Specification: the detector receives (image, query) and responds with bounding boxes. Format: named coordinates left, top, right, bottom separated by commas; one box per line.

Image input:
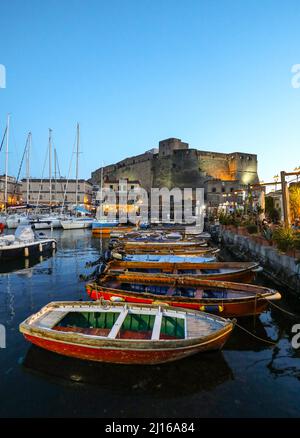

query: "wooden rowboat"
left=116, top=240, right=208, bottom=251
left=102, top=260, right=261, bottom=283
left=86, top=277, right=281, bottom=318
left=92, top=226, right=134, bottom=236
left=113, top=253, right=218, bottom=263
left=111, top=246, right=219, bottom=256
left=19, top=301, right=234, bottom=365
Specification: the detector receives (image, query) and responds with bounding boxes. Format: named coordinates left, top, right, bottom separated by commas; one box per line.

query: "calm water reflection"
left=0, top=230, right=300, bottom=417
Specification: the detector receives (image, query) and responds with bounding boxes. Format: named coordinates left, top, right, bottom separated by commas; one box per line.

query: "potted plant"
left=272, top=226, right=296, bottom=254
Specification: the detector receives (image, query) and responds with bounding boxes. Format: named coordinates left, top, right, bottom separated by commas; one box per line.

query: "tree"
left=289, top=184, right=300, bottom=222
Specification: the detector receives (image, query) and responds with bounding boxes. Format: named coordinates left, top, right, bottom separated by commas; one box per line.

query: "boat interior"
left=53, top=311, right=186, bottom=340
left=101, top=279, right=256, bottom=299
left=27, top=303, right=225, bottom=341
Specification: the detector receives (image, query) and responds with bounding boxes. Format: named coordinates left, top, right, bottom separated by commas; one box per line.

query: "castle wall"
left=90, top=138, right=259, bottom=194
left=91, top=152, right=154, bottom=192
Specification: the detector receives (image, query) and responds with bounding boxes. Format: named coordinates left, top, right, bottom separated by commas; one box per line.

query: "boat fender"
left=112, top=252, right=123, bottom=260
left=104, top=250, right=111, bottom=261
left=152, top=301, right=169, bottom=306
left=200, top=305, right=224, bottom=313
left=52, top=241, right=56, bottom=249
left=97, top=263, right=106, bottom=276
left=39, top=243, right=43, bottom=253
left=24, top=247, right=29, bottom=257
left=110, top=296, right=125, bottom=302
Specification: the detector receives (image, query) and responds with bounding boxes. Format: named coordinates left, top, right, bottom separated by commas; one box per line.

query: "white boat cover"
left=14, top=225, right=35, bottom=243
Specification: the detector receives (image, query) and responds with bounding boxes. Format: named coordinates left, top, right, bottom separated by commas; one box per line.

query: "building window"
left=230, top=188, right=234, bottom=193
left=221, top=187, right=225, bottom=193
left=131, top=185, right=135, bottom=190
left=212, top=187, right=216, bottom=193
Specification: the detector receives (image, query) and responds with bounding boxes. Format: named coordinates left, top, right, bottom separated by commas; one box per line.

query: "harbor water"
left=0, top=230, right=300, bottom=417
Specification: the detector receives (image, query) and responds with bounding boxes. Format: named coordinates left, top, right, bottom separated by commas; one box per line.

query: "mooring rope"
left=265, top=298, right=298, bottom=317
left=234, top=322, right=277, bottom=345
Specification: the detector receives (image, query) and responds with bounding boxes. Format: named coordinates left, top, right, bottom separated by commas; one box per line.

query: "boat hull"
left=0, top=239, right=56, bottom=261
left=61, top=221, right=92, bottom=230
left=92, top=226, right=134, bottom=236
left=33, top=219, right=62, bottom=230
left=86, top=285, right=269, bottom=318
left=104, top=261, right=258, bottom=283
left=23, top=327, right=232, bottom=364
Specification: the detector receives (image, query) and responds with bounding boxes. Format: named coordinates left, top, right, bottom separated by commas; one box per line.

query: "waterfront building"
left=21, top=178, right=92, bottom=208
left=0, top=175, right=22, bottom=209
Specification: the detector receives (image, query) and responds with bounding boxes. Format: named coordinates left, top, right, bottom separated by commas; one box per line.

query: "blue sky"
left=0, top=0, right=300, bottom=182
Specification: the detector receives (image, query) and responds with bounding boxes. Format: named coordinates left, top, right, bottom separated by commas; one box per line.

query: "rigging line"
left=12, top=135, right=29, bottom=195
left=0, top=126, right=7, bottom=153
left=235, top=322, right=277, bottom=346
left=60, top=132, right=77, bottom=213
left=36, top=143, right=49, bottom=208
left=9, top=127, right=20, bottom=177
left=55, top=152, right=66, bottom=200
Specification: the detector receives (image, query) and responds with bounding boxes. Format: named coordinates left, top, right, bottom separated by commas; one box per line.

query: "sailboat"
left=61, top=124, right=93, bottom=230
left=1, top=115, right=30, bottom=228
left=29, top=129, right=67, bottom=230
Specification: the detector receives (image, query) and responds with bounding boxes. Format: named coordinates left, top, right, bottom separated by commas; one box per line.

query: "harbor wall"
left=219, top=227, right=300, bottom=295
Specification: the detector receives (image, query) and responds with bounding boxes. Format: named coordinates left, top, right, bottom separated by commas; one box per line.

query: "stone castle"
left=90, top=138, right=259, bottom=206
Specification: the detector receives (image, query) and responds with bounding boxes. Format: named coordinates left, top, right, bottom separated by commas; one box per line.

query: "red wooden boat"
left=19, top=301, right=234, bottom=365
left=103, top=260, right=261, bottom=283
left=86, top=276, right=281, bottom=318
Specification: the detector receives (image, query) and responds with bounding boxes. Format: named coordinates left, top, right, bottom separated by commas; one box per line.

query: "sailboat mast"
left=4, top=114, right=10, bottom=213
left=75, top=123, right=80, bottom=208
left=54, top=148, right=57, bottom=205
left=49, top=129, right=52, bottom=208
left=26, top=132, right=31, bottom=205
left=101, top=165, right=104, bottom=217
